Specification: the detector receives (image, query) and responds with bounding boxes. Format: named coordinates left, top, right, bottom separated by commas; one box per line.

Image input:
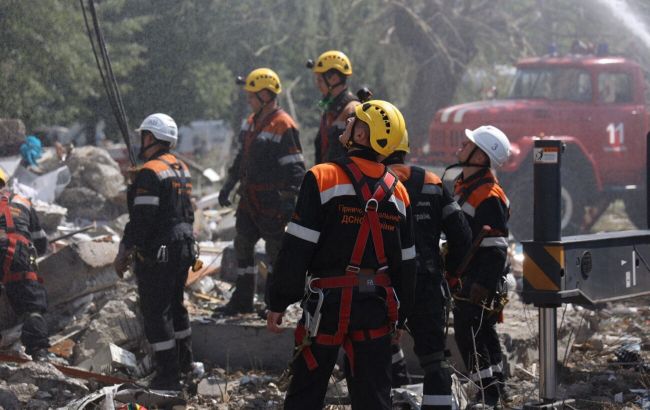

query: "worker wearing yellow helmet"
left=307, top=50, right=361, bottom=164
left=383, top=115, right=473, bottom=407
left=267, top=100, right=416, bottom=409
left=214, top=68, right=306, bottom=317
left=0, top=166, right=51, bottom=362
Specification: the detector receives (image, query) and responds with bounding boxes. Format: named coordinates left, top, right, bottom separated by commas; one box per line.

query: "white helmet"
left=137, top=113, right=178, bottom=148
left=465, top=125, right=510, bottom=167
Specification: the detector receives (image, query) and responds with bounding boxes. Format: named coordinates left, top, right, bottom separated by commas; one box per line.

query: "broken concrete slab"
left=77, top=343, right=137, bottom=375
left=38, top=240, right=119, bottom=305
left=7, top=361, right=88, bottom=396
left=191, top=319, right=293, bottom=371
left=73, top=300, right=143, bottom=366
left=32, top=200, right=68, bottom=233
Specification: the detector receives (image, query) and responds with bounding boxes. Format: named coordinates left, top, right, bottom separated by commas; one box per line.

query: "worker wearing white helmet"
left=114, top=113, right=198, bottom=391
left=452, top=125, right=511, bottom=407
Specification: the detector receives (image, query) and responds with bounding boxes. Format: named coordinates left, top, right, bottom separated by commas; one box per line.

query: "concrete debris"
left=4, top=361, right=88, bottom=396
left=32, top=199, right=68, bottom=233
left=57, top=146, right=127, bottom=221
left=77, top=343, right=137, bottom=375
left=73, top=300, right=143, bottom=367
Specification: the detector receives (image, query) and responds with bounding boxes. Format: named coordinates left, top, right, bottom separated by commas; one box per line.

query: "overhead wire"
left=80, top=0, right=136, bottom=166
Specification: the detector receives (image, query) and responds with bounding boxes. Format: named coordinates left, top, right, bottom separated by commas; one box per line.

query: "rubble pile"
left=57, top=146, right=127, bottom=221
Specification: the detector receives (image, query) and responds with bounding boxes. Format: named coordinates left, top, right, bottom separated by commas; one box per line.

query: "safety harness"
left=0, top=193, right=40, bottom=284
left=293, top=158, right=400, bottom=375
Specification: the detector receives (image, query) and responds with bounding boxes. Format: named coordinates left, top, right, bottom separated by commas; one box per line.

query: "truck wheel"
left=504, top=151, right=595, bottom=241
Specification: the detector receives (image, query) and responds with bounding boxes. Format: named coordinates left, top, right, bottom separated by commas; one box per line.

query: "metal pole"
left=539, top=308, right=558, bottom=401
left=533, top=139, right=563, bottom=403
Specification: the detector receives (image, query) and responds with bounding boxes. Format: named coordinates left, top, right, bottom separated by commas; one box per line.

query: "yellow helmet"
left=354, top=100, right=406, bottom=157
left=394, top=109, right=410, bottom=153
left=0, top=167, right=7, bottom=187
left=243, top=68, right=282, bottom=94
left=312, top=50, right=352, bottom=76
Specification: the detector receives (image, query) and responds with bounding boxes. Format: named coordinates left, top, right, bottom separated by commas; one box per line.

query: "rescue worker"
left=267, top=100, right=417, bottom=409
left=0, top=168, right=50, bottom=360
left=308, top=50, right=360, bottom=164
left=113, top=113, right=196, bottom=391
left=451, top=125, right=511, bottom=408
left=215, top=68, right=305, bottom=316
left=383, top=129, right=472, bottom=408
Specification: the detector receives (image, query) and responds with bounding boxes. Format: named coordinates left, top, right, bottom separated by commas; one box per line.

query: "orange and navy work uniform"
left=122, top=150, right=195, bottom=365
left=452, top=167, right=509, bottom=393
left=0, top=188, right=49, bottom=355
left=0, top=190, right=48, bottom=283
left=123, top=151, right=194, bottom=251
left=387, top=162, right=471, bottom=409
left=223, top=108, right=305, bottom=217
left=270, top=150, right=416, bottom=410
left=314, top=90, right=358, bottom=164
left=453, top=168, right=509, bottom=291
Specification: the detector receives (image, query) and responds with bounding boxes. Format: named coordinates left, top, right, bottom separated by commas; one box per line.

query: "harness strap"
left=0, top=195, right=39, bottom=284
left=295, top=158, right=399, bottom=375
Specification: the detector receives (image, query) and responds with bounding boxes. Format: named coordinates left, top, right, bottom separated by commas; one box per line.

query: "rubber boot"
left=391, top=344, right=412, bottom=387
left=493, top=371, right=509, bottom=402
left=177, top=336, right=194, bottom=375
left=473, top=377, right=501, bottom=409
left=212, top=273, right=256, bottom=316
left=149, top=348, right=182, bottom=391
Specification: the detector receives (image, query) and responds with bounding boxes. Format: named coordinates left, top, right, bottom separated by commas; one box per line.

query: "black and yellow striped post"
left=523, top=139, right=563, bottom=406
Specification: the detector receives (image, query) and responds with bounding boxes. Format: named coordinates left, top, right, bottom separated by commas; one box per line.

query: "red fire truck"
left=427, top=53, right=649, bottom=240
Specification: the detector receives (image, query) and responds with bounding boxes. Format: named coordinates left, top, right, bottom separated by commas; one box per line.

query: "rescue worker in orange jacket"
left=383, top=129, right=472, bottom=408
left=215, top=68, right=306, bottom=316
left=452, top=125, right=511, bottom=408
left=0, top=168, right=50, bottom=361
left=114, top=113, right=196, bottom=391
left=267, top=100, right=416, bottom=409
left=308, top=50, right=360, bottom=164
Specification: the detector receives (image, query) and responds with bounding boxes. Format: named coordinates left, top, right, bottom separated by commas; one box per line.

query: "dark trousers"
left=453, top=300, right=502, bottom=389
left=234, top=204, right=286, bottom=268
left=408, top=272, right=453, bottom=409
left=5, top=279, right=49, bottom=355
left=135, top=240, right=193, bottom=373
left=285, top=334, right=392, bottom=409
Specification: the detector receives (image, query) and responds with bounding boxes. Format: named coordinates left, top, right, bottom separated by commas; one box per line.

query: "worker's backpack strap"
left=292, top=157, right=399, bottom=375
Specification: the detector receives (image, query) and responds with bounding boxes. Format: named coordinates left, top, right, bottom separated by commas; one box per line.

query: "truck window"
left=508, top=68, right=592, bottom=102
left=597, top=72, right=632, bottom=103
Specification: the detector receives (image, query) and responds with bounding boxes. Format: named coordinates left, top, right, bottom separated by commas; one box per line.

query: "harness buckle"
left=364, top=198, right=378, bottom=212
left=345, top=265, right=360, bottom=274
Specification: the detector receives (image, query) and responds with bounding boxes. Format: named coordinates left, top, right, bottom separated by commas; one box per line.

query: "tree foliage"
left=1, top=0, right=649, bottom=150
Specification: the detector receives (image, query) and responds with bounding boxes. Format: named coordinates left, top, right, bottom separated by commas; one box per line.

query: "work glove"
left=469, top=282, right=490, bottom=305
left=218, top=188, right=232, bottom=207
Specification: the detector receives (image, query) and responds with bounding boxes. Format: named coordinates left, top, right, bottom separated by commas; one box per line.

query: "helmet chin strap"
left=254, top=91, right=275, bottom=118
left=441, top=146, right=489, bottom=181
left=318, top=73, right=345, bottom=110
